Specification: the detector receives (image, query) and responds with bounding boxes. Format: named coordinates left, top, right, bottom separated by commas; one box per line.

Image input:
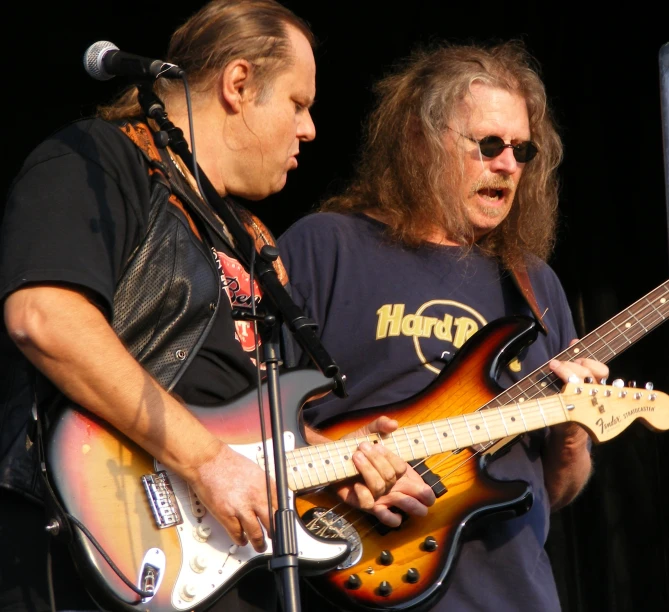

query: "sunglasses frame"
left=448, top=127, right=539, bottom=163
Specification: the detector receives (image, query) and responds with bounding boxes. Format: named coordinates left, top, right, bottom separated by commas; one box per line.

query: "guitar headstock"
left=561, top=382, right=669, bottom=442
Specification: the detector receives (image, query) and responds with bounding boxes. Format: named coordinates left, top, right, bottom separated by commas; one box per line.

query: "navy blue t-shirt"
left=278, top=212, right=578, bottom=612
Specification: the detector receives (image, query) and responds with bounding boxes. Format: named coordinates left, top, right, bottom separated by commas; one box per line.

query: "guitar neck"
left=484, top=280, right=669, bottom=409
left=283, top=280, right=669, bottom=492
left=285, top=393, right=577, bottom=490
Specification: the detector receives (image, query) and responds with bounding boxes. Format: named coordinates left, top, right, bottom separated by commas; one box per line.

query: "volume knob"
left=378, top=550, right=394, bottom=565
left=405, top=568, right=420, bottom=583
left=377, top=581, right=393, bottom=597
left=346, top=574, right=362, bottom=590
left=422, top=536, right=438, bottom=552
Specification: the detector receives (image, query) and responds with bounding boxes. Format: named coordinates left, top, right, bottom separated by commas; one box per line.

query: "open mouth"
left=477, top=187, right=506, bottom=202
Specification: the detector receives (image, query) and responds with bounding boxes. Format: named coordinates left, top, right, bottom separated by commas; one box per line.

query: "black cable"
left=65, top=513, right=151, bottom=601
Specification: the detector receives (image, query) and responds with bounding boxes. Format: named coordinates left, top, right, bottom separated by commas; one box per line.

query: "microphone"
left=83, top=41, right=184, bottom=81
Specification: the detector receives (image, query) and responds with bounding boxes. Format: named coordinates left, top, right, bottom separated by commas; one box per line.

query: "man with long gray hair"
left=279, top=40, right=608, bottom=611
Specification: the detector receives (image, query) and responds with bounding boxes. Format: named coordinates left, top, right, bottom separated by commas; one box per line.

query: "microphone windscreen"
left=83, top=41, right=118, bottom=81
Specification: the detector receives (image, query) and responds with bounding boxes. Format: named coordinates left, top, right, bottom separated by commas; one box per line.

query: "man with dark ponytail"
left=0, top=2, right=408, bottom=610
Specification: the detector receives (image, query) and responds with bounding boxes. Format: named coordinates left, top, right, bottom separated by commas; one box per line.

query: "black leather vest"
left=0, top=150, right=220, bottom=502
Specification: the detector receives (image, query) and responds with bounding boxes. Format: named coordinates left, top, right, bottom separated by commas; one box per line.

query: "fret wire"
left=313, top=443, right=332, bottom=481
left=447, top=419, right=459, bottom=449
left=627, top=308, right=649, bottom=332
left=536, top=397, right=548, bottom=426
left=417, top=424, right=429, bottom=455
left=431, top=421, right=445, bottom=452
left=497, top=406, right=509, bottom=435
left=479, top=410, right=492, bottom=440
left=462, top=415, right=476, bottom=445
left=402, top=427, right=416, bottom=460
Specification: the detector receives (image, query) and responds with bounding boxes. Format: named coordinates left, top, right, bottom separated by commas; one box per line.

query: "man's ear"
left=221, top=59, right=253, bottom=113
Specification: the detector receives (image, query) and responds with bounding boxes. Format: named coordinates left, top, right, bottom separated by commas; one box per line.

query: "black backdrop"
left=4, top=3, right=669, bottom=611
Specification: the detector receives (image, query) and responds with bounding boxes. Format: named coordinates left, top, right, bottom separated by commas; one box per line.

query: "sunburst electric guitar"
left=47, top=281, right=668, bottom=612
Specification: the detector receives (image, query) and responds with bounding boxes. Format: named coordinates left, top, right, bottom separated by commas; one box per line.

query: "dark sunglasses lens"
left=478, top=136, right=506, bottom=158
left=514, top=141, right=538, bottom=162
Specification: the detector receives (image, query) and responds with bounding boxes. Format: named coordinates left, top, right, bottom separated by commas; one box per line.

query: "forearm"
left=542, top=422, right=592, bottom=511
left=4, top=286, right=221, bottom=483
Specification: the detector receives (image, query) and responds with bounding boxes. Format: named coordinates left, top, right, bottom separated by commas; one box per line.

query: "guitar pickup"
left=410, top=460, right=447, bottom=498
left=142, top=471, right=183, bottom=529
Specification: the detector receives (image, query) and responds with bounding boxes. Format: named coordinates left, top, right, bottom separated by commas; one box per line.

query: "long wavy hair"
left=321, top=40, right=563, bottom=269
left=97, top=0, right=315, bottom=120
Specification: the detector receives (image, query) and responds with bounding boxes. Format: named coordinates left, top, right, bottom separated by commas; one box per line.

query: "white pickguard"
left=153, top=433, right=348, bottom=610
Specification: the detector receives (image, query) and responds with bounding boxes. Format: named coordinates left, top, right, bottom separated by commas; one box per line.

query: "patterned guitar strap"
left=118, top=120, right=289, bottom=286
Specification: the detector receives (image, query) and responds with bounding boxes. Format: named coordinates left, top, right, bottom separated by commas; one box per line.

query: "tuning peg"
left=628, top=380, right=637, bottom=388
left=612, top=379, right=625, bottom=388
left=645, top=382, right=654, bottom=390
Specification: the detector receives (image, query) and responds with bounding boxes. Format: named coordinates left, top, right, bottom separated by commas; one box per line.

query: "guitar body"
left=298, top=316, right=541, bottom=612
left=47, top=368, right=349, bottom=612
left=46, top=284, right=669, bottom=612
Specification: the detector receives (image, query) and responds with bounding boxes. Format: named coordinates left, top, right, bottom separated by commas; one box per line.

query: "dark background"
left=4, top=2, right=669, bottom=610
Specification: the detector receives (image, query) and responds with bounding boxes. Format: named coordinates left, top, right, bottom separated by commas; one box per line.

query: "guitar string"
left=145, top=288, right=668, bottom=552
left=306, top=291, right=668, bottom=543
left=314, top=293, right=667, bottom=538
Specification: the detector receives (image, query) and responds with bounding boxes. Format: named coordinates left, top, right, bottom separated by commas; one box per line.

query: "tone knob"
left=422, top=536, right=438, bottom=552
left=405, top=568, right=420, bottom=583
left=378, top=550, right=394, bottom=565
left=190, top=555, right=208, bottom=573
left=346, top=574, right=362, bottom=590
left=180, top=583, right=197, bottom=601
left=195, top=524, right=212, bottom=542
left=377, top=581, right=393, bottom=597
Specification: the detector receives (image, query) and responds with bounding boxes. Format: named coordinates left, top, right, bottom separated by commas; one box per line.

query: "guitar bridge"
left=142, top=471, right=183, bottom=528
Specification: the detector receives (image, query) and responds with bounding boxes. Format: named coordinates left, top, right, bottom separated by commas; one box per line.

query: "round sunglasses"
left=448, top=127, right=539, bottom=163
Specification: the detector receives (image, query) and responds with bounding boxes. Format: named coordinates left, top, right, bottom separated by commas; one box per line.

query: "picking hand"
left=371, top=464, right=436, bottom=527
left=190, top=440, right=277, bottom=553
left=333, top=416, right=408, bottom=512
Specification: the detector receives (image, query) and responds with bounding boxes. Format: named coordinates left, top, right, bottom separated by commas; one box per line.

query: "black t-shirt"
left=0, top=117, right=260, bottom=404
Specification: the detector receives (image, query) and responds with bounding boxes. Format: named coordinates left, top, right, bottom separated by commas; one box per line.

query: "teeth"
left=479, top=188, right=501, bottom=200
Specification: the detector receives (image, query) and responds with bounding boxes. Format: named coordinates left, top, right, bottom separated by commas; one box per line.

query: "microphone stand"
left=137, top=84, right=346, bottom=612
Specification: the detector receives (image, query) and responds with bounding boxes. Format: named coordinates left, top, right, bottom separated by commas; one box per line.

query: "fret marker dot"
left=442, top=432, right=448, bottom=437
left=293, top=466, right=297, bottom=471
left=541, top=382, right=547, bottom=388
left=325, top=459, right=330, bottom=464
left=308, top=463, right=313, bottom=468
left=511, top=417, right=516, bottom=422
left=660, top=298, right=666, bottom=304
left=625, top=322, right=632, bottom=328
left=344, top=455, right=349, bottom=460
left=519, top=398, right=525, bottom=403
left=475, top=425, right=480, bottom=430
left=414, top=439, right=419, bottom=444
left=573, top=348, right=580, bottom=354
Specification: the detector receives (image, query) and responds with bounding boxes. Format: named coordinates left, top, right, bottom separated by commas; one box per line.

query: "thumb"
left=360, top=415, right=399, bottom=435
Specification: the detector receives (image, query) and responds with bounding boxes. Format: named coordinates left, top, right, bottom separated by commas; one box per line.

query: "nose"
left=488, top=146, right=519, bottom=175
left=298, top=109, right=316, bottom=142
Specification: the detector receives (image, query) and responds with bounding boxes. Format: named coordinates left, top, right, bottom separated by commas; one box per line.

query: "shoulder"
left=523, top=254, right=576, bottom=341
left=32, top=118, right=135, bottom=157
left=524, top=255, right=567, bottom=297
left=11, top=118, right=151, bottom=199
left=279, top=212, right=379, bottom=249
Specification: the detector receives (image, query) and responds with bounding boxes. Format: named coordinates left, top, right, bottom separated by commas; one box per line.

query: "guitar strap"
left=508, top=261, right=549, bottom=335
left=118, top=120, right=289, bottom=286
